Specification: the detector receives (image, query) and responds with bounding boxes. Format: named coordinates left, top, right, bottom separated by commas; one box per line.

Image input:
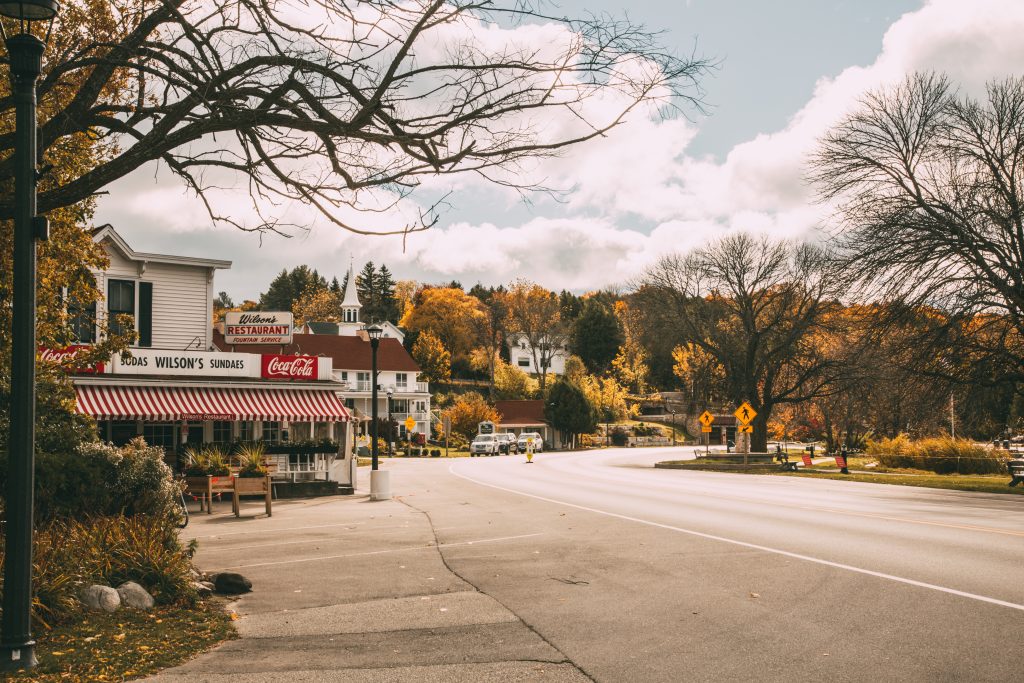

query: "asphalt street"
left=153, top=448, right=1023, bottom=682
left=404, top=448, right=1023, bottom=682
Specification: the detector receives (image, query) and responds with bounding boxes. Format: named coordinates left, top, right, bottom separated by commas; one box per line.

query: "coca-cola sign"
left=261, top=354, right=322, bottom=380
left=38, top=345, right=105, bottom=373
left=224, top=311, right=293, bottom=344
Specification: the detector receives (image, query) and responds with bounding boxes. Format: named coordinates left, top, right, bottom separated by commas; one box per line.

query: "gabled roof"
left=213, top=330, right=420, bottom=372
left=305, top=322, right=340, bottom=335
left=494, top=400, right=547, bottom=427
left=93, top=224, right=231, bottom=270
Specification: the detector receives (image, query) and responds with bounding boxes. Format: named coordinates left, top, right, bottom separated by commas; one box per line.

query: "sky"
left=92, top=0, right=1024, bottom=302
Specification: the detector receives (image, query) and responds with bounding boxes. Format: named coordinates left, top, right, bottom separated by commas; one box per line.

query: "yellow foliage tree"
left=292, top=285, right=342, bottom=326
left=443, top=393, right=500, bottom=440
left=400, top=287, right=486, bottom=361
left=412, top=331, right=451, bottom=384
left=493, top=358, right=538, bottom=400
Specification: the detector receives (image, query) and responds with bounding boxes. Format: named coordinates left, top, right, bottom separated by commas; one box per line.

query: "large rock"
left=192, top=581, right=213, bottom=598
left=80, top=585, right=121, bottom=612
left=116, top=581, right=155, bottom=610
left=213, top=572, right=252, bottom=594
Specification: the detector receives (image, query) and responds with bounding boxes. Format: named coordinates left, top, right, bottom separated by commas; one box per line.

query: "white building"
left=506, top=333, right=569, bottom=377
left=58, top=227, right=355, bottom=485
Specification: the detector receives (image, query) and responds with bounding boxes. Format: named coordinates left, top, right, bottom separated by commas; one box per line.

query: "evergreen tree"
left=559, top=290, right=583, bottom=321
left=357, top=261, right=378, bottom=319
left=571, top=300, right=624, bottom=374
left=545, top=380, right=596, bottom=447
left=260, top=269, right=296, bottom=311
left=374, top=264, right=400, bottom=323
left=330, top=277, right=342, bottom=295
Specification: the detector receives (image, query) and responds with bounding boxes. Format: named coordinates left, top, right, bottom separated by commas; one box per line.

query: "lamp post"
left=1, top=0, right=59, bottom=672
left=364, top=323, right=390, bottom=500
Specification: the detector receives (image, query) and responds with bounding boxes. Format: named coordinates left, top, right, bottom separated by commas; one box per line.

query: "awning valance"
left=75, top=384, right=350, bottom=422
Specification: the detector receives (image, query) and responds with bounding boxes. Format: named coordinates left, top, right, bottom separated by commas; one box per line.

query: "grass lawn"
left=6, top=600, right=236, bottom=682
left=778, top=469, right=1022, bottom=495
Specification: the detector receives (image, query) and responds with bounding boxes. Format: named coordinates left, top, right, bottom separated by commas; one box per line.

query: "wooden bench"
left=184, top=473, right=273, bottom=517
left=1009, top=460, right=1024, bottom=487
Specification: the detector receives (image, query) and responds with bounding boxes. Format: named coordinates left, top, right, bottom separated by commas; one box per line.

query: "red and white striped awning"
left=74, top=384, right=350, bottom=422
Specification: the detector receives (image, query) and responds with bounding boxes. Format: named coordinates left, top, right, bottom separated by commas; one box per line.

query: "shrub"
left=610, top=428, right=629, bottom=447
left=1, top=515, right=197, bottom=630
left=867, top=434, right=1005, bottom=474
left=1, top=437, right=181, bottom=522
left=235, top=442, right=268, bottom=477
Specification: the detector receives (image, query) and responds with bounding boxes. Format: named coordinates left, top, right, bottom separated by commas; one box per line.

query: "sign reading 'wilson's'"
left=224, top=311, right=293, bottom=344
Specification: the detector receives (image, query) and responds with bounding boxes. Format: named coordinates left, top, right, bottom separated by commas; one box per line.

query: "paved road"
left=394, top=448, right=1023, bottom=681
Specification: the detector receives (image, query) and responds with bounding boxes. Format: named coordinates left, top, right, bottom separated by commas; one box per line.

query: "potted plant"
left=232, top=443, right=272, bottom=510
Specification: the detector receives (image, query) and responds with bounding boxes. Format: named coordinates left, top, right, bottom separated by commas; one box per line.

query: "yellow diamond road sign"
left=734, top=402, right=757, bottom=425
left=698, top=411, right=715, bottom=427
left=404, top=416, right=416, bottom=431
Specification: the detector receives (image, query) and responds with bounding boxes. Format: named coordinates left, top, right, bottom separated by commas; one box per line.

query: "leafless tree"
left=637, top=233, right=848, bottom=452
left=0, top=0, right=710, bottom=235
left=812, top=72, right=1024, bottom=382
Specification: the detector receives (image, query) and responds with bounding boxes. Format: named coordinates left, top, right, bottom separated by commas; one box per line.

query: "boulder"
left=192, top=581, right=213, bottom=598
left=80, top=585, right=121, bottom=612
left=116, top=581, right=155, bottom=610
left=213, top=572, right=252, bottom=594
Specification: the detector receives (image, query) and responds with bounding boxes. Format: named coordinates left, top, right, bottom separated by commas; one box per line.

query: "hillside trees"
left=260, top=266, right=327, bottom=312
left=8, top=0, right=710, bottom=236
left=411, top=331, right=451, bottom=384
left=638, top=234, right=848, bottom=451
left=545, top=380, right=596, bottom=447
left=504, top=280, right=570, bottom=393
left=570, top=300, right=623, bottom=374
left=400, top=287, right=486, bottom=365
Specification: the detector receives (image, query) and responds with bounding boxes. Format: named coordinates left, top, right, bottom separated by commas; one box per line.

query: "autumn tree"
left=292, top=284, right=343, bottom=326
left=493, top=359, right=538, bottom=401
left=5, top=1, right=709, bottom=236
left=443, top=393, right=500, bottom=441
left=571, top=299, right=623, bottom=374
left=611, top=301, right=650, bottom=395
left=638, top=234, right=848, bottom=452
left=400, top=287, right=486, bottom=364
left=504, top=280, right=569, bottom=393
left=411, top=331, right=451, bottom=385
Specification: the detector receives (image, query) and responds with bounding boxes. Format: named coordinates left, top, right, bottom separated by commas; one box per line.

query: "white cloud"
left=95, top=0, right=1024, bottom=298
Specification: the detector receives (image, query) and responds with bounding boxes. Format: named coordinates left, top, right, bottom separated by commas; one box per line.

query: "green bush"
left=1, top=437, right=181, bottom=522
left=610, top=428, right=629, bottom=446
left=1, top=515, right=197, bottom=630
left=867, top=434, right=1006, bottom=474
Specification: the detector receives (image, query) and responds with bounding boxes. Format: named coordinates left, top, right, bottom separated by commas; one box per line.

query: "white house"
left=506, top=333, right=569, bottom=377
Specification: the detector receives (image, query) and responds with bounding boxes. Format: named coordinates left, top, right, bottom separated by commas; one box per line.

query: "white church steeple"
left=341, top=257, right=361, bottom=324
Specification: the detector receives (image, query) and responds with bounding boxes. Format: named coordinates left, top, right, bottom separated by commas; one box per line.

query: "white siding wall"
left=95, top=239, right=213, bottom=350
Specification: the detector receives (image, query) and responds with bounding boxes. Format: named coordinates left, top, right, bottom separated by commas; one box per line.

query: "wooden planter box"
left=232, top=474, right=272, bottom=518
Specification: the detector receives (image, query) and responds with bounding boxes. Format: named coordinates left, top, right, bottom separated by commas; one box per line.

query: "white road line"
left=208, top=533, right=544, bottom=571
left=450, top=464, right=1024, bottom=613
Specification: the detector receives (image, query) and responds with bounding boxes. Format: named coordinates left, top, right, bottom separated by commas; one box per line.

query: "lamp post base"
left=369, top=470, right=391, bottom=501
left=0, top=642, right=37, bottom=672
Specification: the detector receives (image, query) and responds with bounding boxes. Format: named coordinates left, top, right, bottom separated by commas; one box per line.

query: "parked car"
left=517, top=432, right=544, bottom=452
left=494, top=433, right=518, bottom=454
left=470, top=434, right=500, bottom=456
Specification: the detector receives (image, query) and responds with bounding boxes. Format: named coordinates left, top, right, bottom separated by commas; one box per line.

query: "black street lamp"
left=364, top=323, right=390, bottom=500
left=1, top=0, right=59, bottom=672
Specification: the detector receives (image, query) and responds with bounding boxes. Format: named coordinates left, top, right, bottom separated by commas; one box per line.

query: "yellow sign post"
left=404, top=415, right=416, bottom=431
left=698, top=411, right=715, bottom=454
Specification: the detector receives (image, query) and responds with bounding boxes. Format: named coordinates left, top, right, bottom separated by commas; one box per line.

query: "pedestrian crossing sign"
left=698, top=411, right=715, bottom=427
left=734, top=401, right=757, bottom=425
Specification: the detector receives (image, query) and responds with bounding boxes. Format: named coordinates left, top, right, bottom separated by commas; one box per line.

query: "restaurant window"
left=239, top=421, right=255, bottom=442
left=212, top=421, right=232, bottom=443
left=262, top=421, right=280, bottom=443
left=69, top=300, right=97, bottom=343
left=110, top=420, right=139, bottom=446
left=107, top=279, right=135, bottom=338
left=143, top=423, right=174, bottom=451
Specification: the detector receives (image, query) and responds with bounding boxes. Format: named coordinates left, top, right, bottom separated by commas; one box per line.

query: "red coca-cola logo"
left=261, top=354, right=318, bottom=379
left=38, top=345, right=105, bottom=373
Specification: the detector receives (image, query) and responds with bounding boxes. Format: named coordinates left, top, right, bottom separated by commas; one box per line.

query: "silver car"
left=495, top=433, right=518, bottom=454
left=470, top=434, right=499, bottom=456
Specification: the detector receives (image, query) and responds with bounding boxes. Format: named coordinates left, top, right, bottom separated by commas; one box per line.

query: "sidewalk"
left=146, top=488, right=587, bottom=682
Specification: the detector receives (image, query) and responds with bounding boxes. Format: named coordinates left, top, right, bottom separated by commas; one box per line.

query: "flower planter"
left=231, top=474, right=272, bottom=518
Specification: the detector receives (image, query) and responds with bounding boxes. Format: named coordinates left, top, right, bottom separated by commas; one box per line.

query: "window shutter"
left=138, top=282, right=153, bottom=347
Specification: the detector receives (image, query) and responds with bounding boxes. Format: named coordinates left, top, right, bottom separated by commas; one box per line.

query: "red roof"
left=494, top=400, right=547, bottom=427
left=213, top=330, right=420, bottom=373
